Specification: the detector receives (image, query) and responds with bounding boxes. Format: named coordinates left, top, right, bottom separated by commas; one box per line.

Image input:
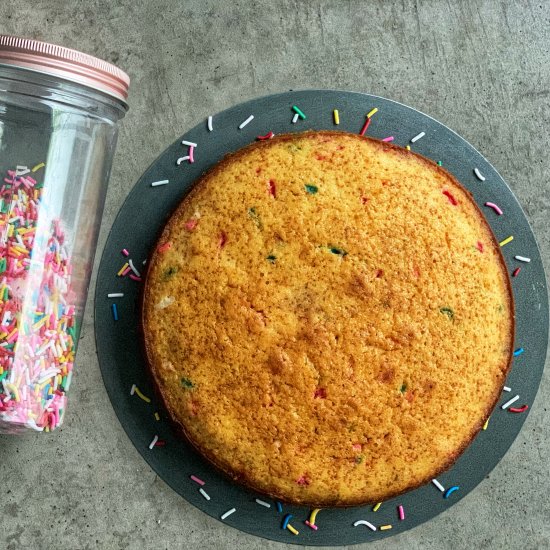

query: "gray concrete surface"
left=1, top=1, right=549, bottom=549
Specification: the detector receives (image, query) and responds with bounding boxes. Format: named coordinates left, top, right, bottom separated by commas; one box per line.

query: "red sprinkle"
left=184, top=218, right=198, bottom=231
left=257, top=131, right=274, bottom=140
left=218, top=231, right=227, bottom=248
left=442, top=190, right=458, bottom=205
left=376, top=269, right=384, bottom=278
left=158, top=242, right=172, bottom=253
left=509, top=405, right=529, bottom=413
left=314, top=387, right=327, bottom=399
left=359, top=117, right=371, bottom=136
left=476, top=241, right=484, bottom=253
left=512, top=267, right=521, bottom=277
left=361, top=196, right=369, bottom=204
left=268, top=179, right=276, bottom=198
left=154, top=439, right=167, bottom=446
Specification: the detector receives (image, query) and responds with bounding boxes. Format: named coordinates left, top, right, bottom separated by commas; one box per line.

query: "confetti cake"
left=142, top=131, right=514, bottom=507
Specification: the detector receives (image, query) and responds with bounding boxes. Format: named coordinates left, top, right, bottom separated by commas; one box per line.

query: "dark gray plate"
left=94, top=90, right=548, bottom=545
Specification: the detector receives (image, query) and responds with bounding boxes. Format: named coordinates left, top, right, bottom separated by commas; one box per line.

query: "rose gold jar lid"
left=0, top=35, right=130, bottom=103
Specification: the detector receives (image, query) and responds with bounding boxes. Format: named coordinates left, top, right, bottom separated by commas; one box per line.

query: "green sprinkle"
left=439, top=307, right=454, bottom=320
left=0, top=371, right=8, bottom=382
left=163, top=266, right=178, bottom=280
left=400, top=383, right=407, bottom=393
left=355, top=454, right=364, bottom=465
left=180, top=377, right=195, bottom=389
left=292, top=105, right=306, bottom=119
left=330, top=247, right=348, bottom=256
left=3, top=287, right=9, bottom=301
left=267, top=255, right=277, bottom=263
left=248, top=207, right=262, bottom=229
left=305, top=184, right=318, bottom=194
left=347, top=423, right=357, bottom=432
left=437, top=161, right=442, bottom=166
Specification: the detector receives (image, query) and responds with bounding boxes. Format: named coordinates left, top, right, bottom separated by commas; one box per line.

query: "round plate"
left=94, top=90, right=548, bottom=545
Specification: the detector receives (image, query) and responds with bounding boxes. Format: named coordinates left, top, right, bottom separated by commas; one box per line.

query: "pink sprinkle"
left=184, top=218, right=198, bottom=231
left=398, top=505, right=405, bottom=520
left=122, top=248, right=129, bottom=256
left=190, top=475, right=205, bottom=486
left=296, top=475, right=310, bottom=486
left=305, top=520, right=318, bottom=531
left=352, top=443, right=362, bottom=452
left=382, top=136, right=394, bottom=142
left=189, top=146, right=195, bottom=164
left=158, top=242, right=172, bottom=253
left=476, top=241, right=484, bottom=253
left=129, top=274, right=142, bottom=281
left=122, top=266, right=131, bottom=276
left=484, top=202, right=503, bottom=216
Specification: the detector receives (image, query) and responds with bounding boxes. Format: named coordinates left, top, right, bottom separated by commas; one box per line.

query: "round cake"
left=142, top=131, right=514, bottom=507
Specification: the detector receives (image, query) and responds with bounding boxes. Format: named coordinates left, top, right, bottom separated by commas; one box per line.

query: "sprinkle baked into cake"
left=142, top=131, right=514, bottom=507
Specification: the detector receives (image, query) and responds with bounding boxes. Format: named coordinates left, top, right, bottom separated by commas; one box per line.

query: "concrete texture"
left=1, top=1, right=549, bottom=549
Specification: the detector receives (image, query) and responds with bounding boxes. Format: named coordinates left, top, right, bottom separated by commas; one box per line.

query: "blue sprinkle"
left=444, top=486, right=460, bottom=499
left=112, top=303, right=119, bottom=321
left=513, top=348, right=524, bottom=357
left=282, top=513, right=293, bottom=529
left=276, top=501, right=283, bottom=513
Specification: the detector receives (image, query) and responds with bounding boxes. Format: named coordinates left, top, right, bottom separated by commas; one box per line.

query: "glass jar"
left=0, top=36, right=129, bottom=433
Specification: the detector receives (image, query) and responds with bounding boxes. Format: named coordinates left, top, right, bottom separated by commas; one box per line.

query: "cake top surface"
left=142, top=131, right=513, bottom=507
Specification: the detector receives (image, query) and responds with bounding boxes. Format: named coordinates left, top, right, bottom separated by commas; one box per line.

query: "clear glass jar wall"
left=0, top=65, right=127, bottom=433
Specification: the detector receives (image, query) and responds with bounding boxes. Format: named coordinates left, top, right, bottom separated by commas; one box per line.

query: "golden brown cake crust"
left=142, top=131, right=514, bottom=507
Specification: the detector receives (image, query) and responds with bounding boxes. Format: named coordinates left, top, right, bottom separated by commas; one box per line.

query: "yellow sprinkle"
left=373, top=502, right=382, bottom=512
left=287, top=524, right=299, bottom=535
left=33, top=316, right=49, bottom=330
left=406, top=145, right=411, bottom=151
left=7, top=225, right=14, bottom=237
left=367, top=107, right=378, bottom=119
left=32, top=162, right=45, bottom=172
left=483, top=417, right=490, bottom=430
left=499, top=235, right=514, bottom=247
left=134, top=386, right=151, bottom=403
left=333, top=109, right=340, bottom=125
left=309, top=508, right=321, bottom=524
left=154, top=412, right=160, bottom=421
left=0, top=332, right=7, bottom=339
left=44, top=426, right=50, bottom=432
left=117, top=262, right=129, bottom=276
left=380, top=524, right=392, bottom=531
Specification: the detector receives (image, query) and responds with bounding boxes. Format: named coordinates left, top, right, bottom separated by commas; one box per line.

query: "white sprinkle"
left=176, top=156, right=190, bottom=165
left=432, top=479, right=445, bottom=492
left=155, top=296, right=175, bottom=310
left=16, top=166, right=30, bottom=176
left=292, top=112, right=300, bottom=124
left=130, top=384, right=136, bottom=396
left=207, top=116, right=213, bottom=132
left=501, top=395, right=520, bottom=410
left=503, top=386, right=511, bottom=392
left=128, top=259, right=141, bottom=277
left=199, top=488, right=211, bottom=501
left=221, top=508, right=236, bottom=520
left=142, top=259, right=147, bottom=265
left=474, top=168, right=486, bottom=181
left=410, top=131, right=425, bottom=143
left=151, top=180, right=169, bottom=187
left=239, top=115, right=254, bottom=129
left=181, top=140, right=198, bottom=147
left=514, top=256, right=531, bottom=263
left=353, top=520, right=377, bottom=531
left=149, top=435, right=159, bottom=449
left=107, top=293, right=124, bottom=298
left=26, top=418, right=44, bottom=432
left=255, top=499, right=271, bottom=508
